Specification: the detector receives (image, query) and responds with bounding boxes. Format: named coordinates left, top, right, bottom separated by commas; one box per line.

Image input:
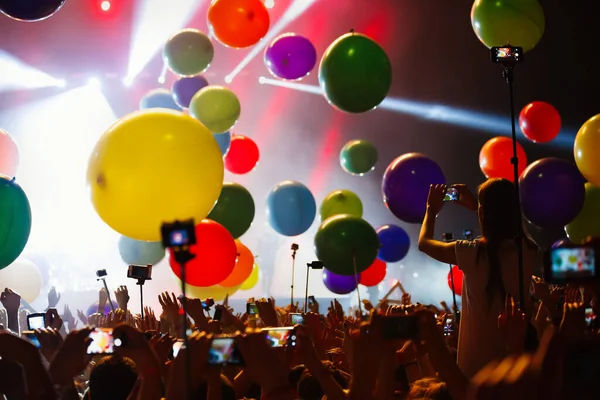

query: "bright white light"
left=101, top=1, right=111, bottom=11
left=413, top=272, right=419, bottom=278
left=0, top=51, right=66, bottom=92
left=225, top=0, right=317, bottom=83
left=87, top=77, right=101, bottom=88
left=55, top=79, right=67, bottom=88
left=157, top=76, right=166, bottom=84
left=123, top=76, right=134, bottom=87
left=126, top=0, right=205, bottom=85
left=264, top=0, right=275, bottom=8
left=258, top=76, right=266, bottom=84
left=157, top=62, right=168, bottom=84
left=224, top=75, right=233, bottom=84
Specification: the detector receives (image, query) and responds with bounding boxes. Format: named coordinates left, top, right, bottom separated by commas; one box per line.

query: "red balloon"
left=169, top=220, right=237, bottom=287
left=207, top=0, right=270, bottom=49
left=479, top=136, right=527, bottom=181
left=224, top=135, right=259, bottom=174
left=359, top=259, right=386, bottom=287
left=519, top=101, right=561, bottom=143
left=447, top=266, right=463, bottom=296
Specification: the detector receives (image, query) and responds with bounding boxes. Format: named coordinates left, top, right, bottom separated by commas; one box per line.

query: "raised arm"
left=418, top=184, right=458, bottom=265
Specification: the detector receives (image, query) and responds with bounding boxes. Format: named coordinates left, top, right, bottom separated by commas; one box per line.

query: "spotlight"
left=224, top=75, right=233, bottom=84
left=123, top=76, right=134, bottom=87
left=258, top=76, right=266, bottom=84
left=55, top=79, right=67, bottom=88
left=87, top=77, right=101, bottom=88
left=264, top=0, right=275, bottom=8
left=157, top=76, right=165, bottom=84
left=101, top=1, right=111, bottom=12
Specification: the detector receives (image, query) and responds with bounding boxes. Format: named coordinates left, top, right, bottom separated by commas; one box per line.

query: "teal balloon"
left=471, top=0, right=545, bottom=53
left=314, top=214, right=379, bottom=276
left=214, top=131, right=231, bottom=156
left=140, top=89, right=182, bottom=111
left=319, top=32, right=392, bottom=113
left=118, top=236, right=165, bottom=265
left=207, top=182, right=255, bottom=239
left=340, top=139, right=378, bottom=175
left=0, top=176, right=31, bottom=270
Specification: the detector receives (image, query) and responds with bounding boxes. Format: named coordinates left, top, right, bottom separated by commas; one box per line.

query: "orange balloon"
left=219, top=240, right=254, bottom=287
left=207, top=0, right=270, bottom=48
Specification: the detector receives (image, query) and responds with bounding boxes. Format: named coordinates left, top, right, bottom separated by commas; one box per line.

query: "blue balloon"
left=87, top=301, right=119, bottom=317
left=139, top=88, right=182, bottom=111
left=214, top=131, right=231, bottom=156
left=267, top=181, right=316, bottom=236
left=118, top=236, right=166, bottom=266
left=376, top=224, right=410, bottom=263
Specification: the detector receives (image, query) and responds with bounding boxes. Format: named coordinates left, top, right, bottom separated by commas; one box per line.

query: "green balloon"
left=471, top=0, right=545, bottom=53
left=319, top=32, right=392, bottom=113
left=320, top=190, right=363, bottom=221
left=565, top=183, right=600, bottom=244
left=208, top=182, right=255, bottom=239
left=0, top=176, right=32, bottom=270
left=163, top=29, right=214, bottom=76
left=340, top=139, right=378, bottom=175
left=314, top=214, right=379, bottom=275
left=190, top=86, right=241, bottom=134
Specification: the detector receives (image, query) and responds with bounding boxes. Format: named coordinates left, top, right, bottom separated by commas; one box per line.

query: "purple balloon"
left=86, top=301, right=119, bottom=317
left=264, top=33, right=317, bottom=80
left=382, top=153, right=446, bottom=223
left=172, top=75, right=209, bottom=108
left=322, top=268, right=359, bottom=295
left=520, top=158, right=585, bottom=228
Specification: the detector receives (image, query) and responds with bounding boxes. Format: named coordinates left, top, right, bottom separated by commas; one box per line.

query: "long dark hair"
left=477, top=179, right=522, bottom=309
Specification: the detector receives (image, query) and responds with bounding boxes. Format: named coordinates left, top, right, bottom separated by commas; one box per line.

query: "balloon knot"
left=11, top=177, right=16, bottom=182
left=349, top=29, right=355, bottom=34
left=96, top=173, right=106, bottom=188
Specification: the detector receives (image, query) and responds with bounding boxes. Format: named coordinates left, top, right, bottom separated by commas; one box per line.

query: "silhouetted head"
left=89, top=355, right=138, bottom=400
left=477, top=178, right=519, bottom=241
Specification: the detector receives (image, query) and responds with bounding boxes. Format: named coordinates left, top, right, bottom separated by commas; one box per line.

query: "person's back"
left=455, top=238, right=538, bottom=377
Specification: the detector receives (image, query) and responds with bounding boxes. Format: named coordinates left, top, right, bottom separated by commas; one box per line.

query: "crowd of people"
left=0, top=178, right=599, bottom=400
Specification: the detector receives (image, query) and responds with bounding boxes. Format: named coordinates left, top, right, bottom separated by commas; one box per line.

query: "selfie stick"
left=304, top=265, right=310, bottom=313
left=173, top=249, right=194, bottom=398
left=352, top=250, right=363, bottom=316
left=136, top=276, right=150, bottom=320
left=497, top=43, right=526, bottom=309
left=290, top=243, right=298, bottom=308
left=97, top=277, right=115, bottom=313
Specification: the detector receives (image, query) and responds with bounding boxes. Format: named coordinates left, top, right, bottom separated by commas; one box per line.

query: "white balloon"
left=0, top=259, right=42, bottom=303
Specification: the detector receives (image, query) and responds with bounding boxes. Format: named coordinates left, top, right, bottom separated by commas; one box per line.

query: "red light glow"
left=100, top=1, right=111, bottom=12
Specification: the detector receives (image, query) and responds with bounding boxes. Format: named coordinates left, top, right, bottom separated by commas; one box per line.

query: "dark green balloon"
left=208, top=182, right=255, bottom=239
left=340, top=139, right=378, bottom=175
left=0, top=176, right=32, bottom=270
left=314, top=214, right=379, bottom=275
left=163, top=29, right=215, bottom=76
left=319, top=33, right=392, bottom=113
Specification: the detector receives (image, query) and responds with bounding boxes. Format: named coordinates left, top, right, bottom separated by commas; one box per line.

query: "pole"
left=503, top=65, right=525, bottom=309
left=304, top=266, right=310, bottom=313
left=101, top=279, right=115, bottom=313
left=174, top=251, right=194, bottom=400
left=138, top=280, right=144, bottom=320
left=352, top=251, right=363, bottom=316
left=290, top=246, right=298, bottom=308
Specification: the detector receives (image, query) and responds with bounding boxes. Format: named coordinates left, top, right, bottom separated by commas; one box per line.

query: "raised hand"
left=402, top=292, right=412, bottom=306
left=559, top=301, right=586, bottom=341
left=136, top=307, right=159, bottom=332
left=498, top=294, right=528, bottom=354
left=63, top=304, right=77, bottom=331
left=1, top=288, right=21, bottom=313
left=35, top=327, right=64, bottom=362
left=76, top=309, right=88, bottom=325
left=47, top=286, right=61, bottom=308
left=98, top=288, right=108, bottom=314
left=48, top=328, right=93, bottom=388
left=114, top=285, right=130, bottom=311
left=45, top=308, right=64, bottom=331
left=426, top=184, right=447, bottom=215
left=256, top=298, right=279, bottom=327
left=454, top=184, right=478, bottom=212
left=185, top=297, right=208, bottom=329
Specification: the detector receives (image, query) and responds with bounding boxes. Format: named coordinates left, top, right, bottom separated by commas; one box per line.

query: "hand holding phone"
left=443, top=186, right=460, bottom=202
left=263, top=327, right=297, bottom=347
left=208, top=337, right=244, bottom=366
left=290, top=313, right=304, bottom=325
left=87, top=328, right=115, bottom=354
left=27, top=313, right=46, bottom=330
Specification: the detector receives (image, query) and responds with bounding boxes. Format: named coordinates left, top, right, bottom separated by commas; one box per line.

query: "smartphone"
left=379, top=316, right=419, bottom=340
left=443, top=317, right=454, bottom=337
left=290, top=313, right=304, bottom=325
left=545, top=245, right=598, bottom=283
left=27, top=313, right=46, bottom=330
left=443, top=186, right=459, bottom=202
left=308, top=296, right=316, bottom=307
left=263, top=327, right=297, bottom=347
left=207, top=337, right=244, bottom=366
left=246, top=302, right=258, bottom=315
left=213, top=307, right=222, bottom=321
left=172, top=340, right=184, bottom=358
left=491, top=46, right=523, bottom=64
left=21, top=330, right=41, bottom=348
left=585, top=308, right=595, bottom=326
left=87, top=328, right=115, bottom=354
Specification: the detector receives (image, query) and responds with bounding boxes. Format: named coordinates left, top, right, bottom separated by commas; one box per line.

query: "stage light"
left=101, top=1, right=111, bottom=11
left=126, top=0, right=205, bottom=86
left=264, top=0, right=275, bottom=8
left=224, top=75, right=233, bottom=84
left=257, top=77, right=575, bottom=147
left=87, top=77, right=101, bottom=88
left=56, top=79, right=67, bottom=88
left=0, top=51, right=66, bottom=92
left=123, top=76, right=133, bottom=87
left=224, top=0, right=317, bottom=83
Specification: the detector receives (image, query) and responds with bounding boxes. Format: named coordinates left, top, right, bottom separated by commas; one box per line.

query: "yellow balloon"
left=574, top=114, right=600, bottom=187
left=187, top=283, right=240, bottom=301
left=87, top=109, right=224, bottom=241
left=0, top=259, right=42, bottom=303
left=240, top=262, right=259, bottom=290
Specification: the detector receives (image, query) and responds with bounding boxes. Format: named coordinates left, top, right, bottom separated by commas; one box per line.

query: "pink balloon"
left=0, top=129, right=19, bottom=177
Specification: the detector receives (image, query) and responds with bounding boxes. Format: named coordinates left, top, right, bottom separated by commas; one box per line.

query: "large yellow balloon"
left=187, top=283, right=241, bottom=302
left=574, top=114, right=600, bottom=187
left=87, top=109, right=224, bottom=241
left=240, top=263, right=259, bottom=290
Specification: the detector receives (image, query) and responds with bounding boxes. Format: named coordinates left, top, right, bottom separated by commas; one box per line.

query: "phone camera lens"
left=114, top=338, right=123, bottom=347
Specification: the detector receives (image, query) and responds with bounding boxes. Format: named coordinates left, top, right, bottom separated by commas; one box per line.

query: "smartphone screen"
left=87, top=328, right=115, bottom=354
left=22, top=331, right=41, bottom=348
left=585, top=308, right=595, bottom=326
left=246, top=302, right=258, bottom=315
left=443, top=317, right=454, bottom=336
left=550, top=247, right=596, bottom=281
left=208, top=337, right=244, bottom=366
left=263, top=327, right=296, bottom=347
left=172, top=340, right=184, bottom=358
left=27, top=314, right=45, bottom=330
left=443, top=187, right=459, bottom=202
left=290, top=313, right=304, bottom=325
